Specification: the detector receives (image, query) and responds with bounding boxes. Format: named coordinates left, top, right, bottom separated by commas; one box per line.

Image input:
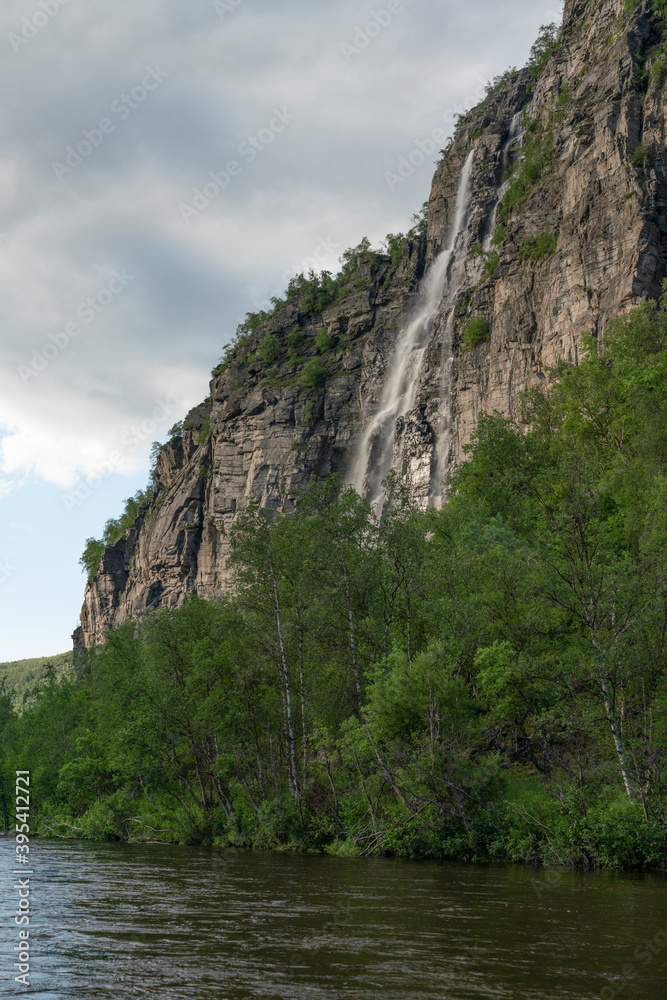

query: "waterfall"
left=428, top=111, right=524, bottom=507
left=350, top=148, right=476, bottom=509
left=483, top=110, right=523, bottom=248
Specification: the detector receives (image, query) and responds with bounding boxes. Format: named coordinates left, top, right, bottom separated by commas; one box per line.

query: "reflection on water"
left=1, top=839, right=666, bottom=999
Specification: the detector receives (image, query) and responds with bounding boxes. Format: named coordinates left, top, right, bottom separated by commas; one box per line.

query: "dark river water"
left=1, top=839, right=666, bottom=999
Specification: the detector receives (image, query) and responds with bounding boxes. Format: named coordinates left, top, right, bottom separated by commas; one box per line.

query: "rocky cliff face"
left=76, top=0, right=667, bottom=648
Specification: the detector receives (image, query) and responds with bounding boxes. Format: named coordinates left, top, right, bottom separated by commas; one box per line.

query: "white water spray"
left=483, top=110, right=523, bottom=249
left=350, top=148, right=476, bottom=508
left=428, top=112, right=526, bottom=507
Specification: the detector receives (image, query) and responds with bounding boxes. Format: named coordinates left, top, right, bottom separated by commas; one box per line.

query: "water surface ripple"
left=1, top=840, right=666, bottom=999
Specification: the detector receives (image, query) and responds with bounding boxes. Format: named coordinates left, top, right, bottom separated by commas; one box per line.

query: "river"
left=1, top=840, right=666, bottom=998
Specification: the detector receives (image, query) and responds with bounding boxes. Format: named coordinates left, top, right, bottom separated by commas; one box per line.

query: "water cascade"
left=428, top=112, right=524, bottom=506
left=350, top=148, right=476, bottom=509
left=483, top=110, right=523, bottom=249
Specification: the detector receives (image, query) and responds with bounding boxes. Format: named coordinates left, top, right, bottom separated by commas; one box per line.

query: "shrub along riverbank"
left=3, top=291, right=667, bottom=869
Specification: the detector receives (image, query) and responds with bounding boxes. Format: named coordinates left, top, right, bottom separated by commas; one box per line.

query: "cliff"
left=76, top=0, right=667, bottom=648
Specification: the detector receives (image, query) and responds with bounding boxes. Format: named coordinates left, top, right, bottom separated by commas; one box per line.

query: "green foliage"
left=469, top=237, right=502, bottom=278
left=0, top=653, right=72, bottom=706
left=80, top=489, right=151, bottom=579
left=557, top=85, right=570, bottom=108
left=286, top=328, right=303, bottom=363
left=383, top=204, right=429, bottom=264
left=13, top=292, right=667, bottom=865
left=485, top=68, right=518, bottom=97
left=630, top=142, right=652, bottom=169
left=490, top=225, right=505, bottom=247
left=299, top=357, right=328, bottom=391
left=482, top=250, right=501, bottom=277
left=384, top=233, right=409, bottom=265
left=519, top=232, right=558, bottom=262
left=315, top=328, right=334, bottom=353
left=258, top=333, right=280, bottom=364
left=210, top=221, right=430, bottom=376
left=79, top=538, right=106, bottom=580
left=168, top=421, right=183, bottom=438
left=149, top=441, right=162, bottom=483
left=500, top=117, right=554, bottom=222
left=527, top=23, right=561, bottom=80
left=197, top=415, right=212, bottom=445
left=626, top=1, right=667, bottom=32
left=652, top=51, right=667, bottom=86
left=463, top=316, right=491, bottom=350
left=303, top=400, right=317, bottom=427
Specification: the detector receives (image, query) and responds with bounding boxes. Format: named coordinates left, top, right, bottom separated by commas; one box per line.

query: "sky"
left=0, top=0, right=564, bottom=662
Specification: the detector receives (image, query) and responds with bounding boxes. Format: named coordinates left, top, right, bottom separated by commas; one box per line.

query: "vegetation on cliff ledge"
left=210, top=205, right=429, bottom=379
left=4, top=290, right=667, bottom=869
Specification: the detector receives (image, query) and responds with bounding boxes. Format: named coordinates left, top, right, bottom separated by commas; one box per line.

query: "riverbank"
left=24, top=798, right=667, bottom=872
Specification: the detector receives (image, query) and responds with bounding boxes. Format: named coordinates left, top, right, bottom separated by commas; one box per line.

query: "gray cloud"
left=0, top=0, right=563, bottom=489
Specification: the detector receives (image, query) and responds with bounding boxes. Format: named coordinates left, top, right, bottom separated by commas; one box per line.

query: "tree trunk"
left=268, top=552, right=299, bottom=795
left=599, top=673, right=636, bottom=804
left=336, top=542, right=363, bottom=708
left=299, top=629, right=308, bottom=781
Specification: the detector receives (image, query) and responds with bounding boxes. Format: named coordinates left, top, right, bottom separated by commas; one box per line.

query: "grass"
left=519, top=232, right=558, bottom=262
left=463, top=317, right=491, bottom=351
left=499, top=118, right=555, bottom=223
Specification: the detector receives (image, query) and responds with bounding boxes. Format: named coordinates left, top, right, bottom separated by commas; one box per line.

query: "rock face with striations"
left=77, top=0, right=667, bottom=648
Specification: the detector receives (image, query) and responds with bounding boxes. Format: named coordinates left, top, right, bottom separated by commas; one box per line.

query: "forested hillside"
left=0, top=653, right=72, bottom=706
left=2, top=292, right=667, bottom=868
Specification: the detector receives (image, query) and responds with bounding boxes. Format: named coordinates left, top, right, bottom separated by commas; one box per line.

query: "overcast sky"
left=0, top=0, right=563, bottom=661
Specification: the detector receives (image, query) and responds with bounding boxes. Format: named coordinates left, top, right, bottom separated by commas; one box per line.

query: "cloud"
left=0, top=0, right=563, bottom=490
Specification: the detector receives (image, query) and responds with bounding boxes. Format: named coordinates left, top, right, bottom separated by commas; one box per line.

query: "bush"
left=384, top=233, right=408, bottom=265
left=630, top=142, right=652, bottom=169
left=315, top=328, right=334, bottom=353
left=79, top=489, right=151, bottom=579
left=258, top=334, right=280, bottom=364
left=300, top=358, right=328, bottom=391
left=485, top=68, right=518, bottom=98
left=652, top=52, right=667, bottom=87
left=482, top=250, right=501, bottom=278
left=286, top=329, right=302, bottom=362
left=557, top=85, right=570, bottom=108
left=79, top=539, right=106, bottom=580
left=197, top=415, right=211, bottom=445
left=303, top=400, right=317, bottom=426
left=519, top=232, right=558, bottom=262
left=463, top=316, right=491, bottom=350
left=500, top=118, right=554, bottom=222
left=527, top=23, right=561, bottom=80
